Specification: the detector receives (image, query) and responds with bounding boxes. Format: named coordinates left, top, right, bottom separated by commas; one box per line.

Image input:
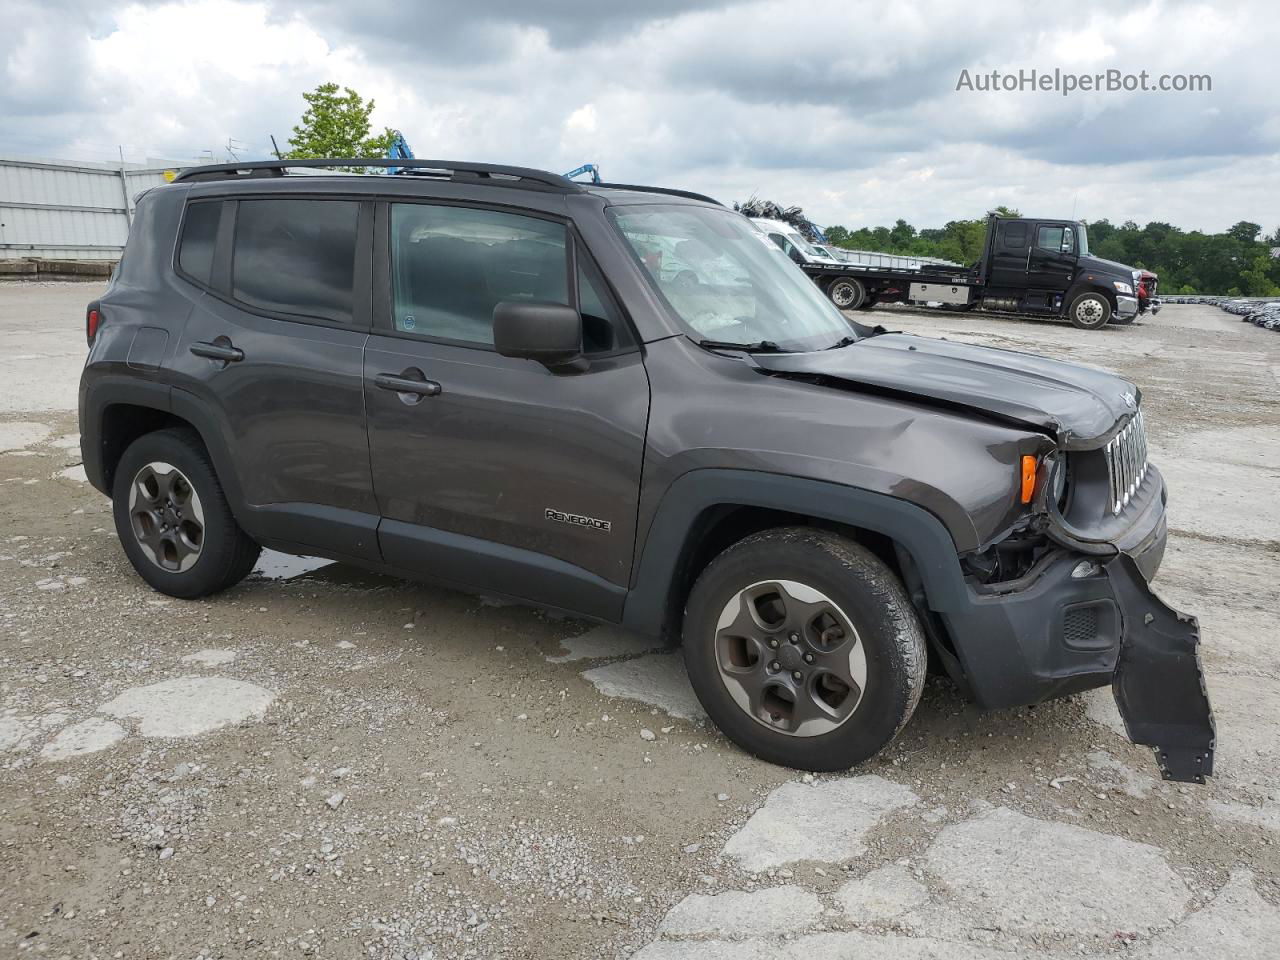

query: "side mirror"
left=493, top=301, right=586, bottom=371
left=787, top=246, right=805, bottom=264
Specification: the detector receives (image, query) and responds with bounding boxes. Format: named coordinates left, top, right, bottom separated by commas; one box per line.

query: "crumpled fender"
left=1108, top=554, right=1215, bottom=783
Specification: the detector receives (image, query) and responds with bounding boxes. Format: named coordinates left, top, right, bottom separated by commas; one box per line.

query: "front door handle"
left=190, top=339, right=244, bottom=363
left=374, top=371, right=442, bottom=398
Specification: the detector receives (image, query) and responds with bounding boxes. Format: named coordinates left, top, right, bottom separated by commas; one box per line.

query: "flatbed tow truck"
left=753, top=212, right=1161, bottom=331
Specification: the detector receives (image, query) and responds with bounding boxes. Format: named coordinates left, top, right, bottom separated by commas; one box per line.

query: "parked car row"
left=1159, top=294, right=1280, bottom=330
left=1222, top=298, right=1280, bottom=330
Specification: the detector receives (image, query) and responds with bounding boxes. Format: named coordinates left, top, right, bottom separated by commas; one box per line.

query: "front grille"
left=1104, top=409, right=1149, bottom=514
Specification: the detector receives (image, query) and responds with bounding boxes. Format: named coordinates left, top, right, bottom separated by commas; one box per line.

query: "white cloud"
left=1, top=0, right=1278, bottom=232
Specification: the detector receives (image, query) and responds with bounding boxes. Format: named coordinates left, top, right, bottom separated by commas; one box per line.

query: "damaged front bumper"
left=936, top=478, right=1214, bottom=783
left=1108, top=553, right=1215, bottom=783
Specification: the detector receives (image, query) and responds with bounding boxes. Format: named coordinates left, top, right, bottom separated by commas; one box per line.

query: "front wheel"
left=1068, top=292, right=1112, bottom=329
left=682, top=528, right=927, bottom=771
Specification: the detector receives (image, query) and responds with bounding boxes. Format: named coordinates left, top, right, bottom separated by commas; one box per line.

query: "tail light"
left=86, top=301, right=102, bottom=345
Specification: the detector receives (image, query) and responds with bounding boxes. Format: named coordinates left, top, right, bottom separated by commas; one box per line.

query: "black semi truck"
left=755, top=213, right=1161, bottom=330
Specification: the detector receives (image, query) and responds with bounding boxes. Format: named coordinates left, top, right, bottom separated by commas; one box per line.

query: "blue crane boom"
left=386, top=130, right=414, bottom=174
left=563, top=163, right=601, bottom=184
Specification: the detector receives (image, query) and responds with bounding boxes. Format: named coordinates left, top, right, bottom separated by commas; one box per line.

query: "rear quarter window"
left=231, top=199, right=358, bottom=323
left=177, top=200, right=222, bottom=286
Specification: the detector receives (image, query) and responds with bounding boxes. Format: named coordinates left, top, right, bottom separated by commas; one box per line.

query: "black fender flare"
left=621, top=468, right=970, bottom=637
left=168, top=385, right=249, bottom=519
left=80, top=374, right=173, bottom=495
left=80, top=376, right=248, bottom=524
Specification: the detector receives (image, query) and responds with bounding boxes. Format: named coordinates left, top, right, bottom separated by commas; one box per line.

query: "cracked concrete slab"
left=580, top=652, right=705, bottom=720
left=98, top=676, right=276, bottom=738
left=1086, top=749, right=1155, bottom=798
left=548, top=625, right=665, bottom=663
left=657, top=886, right=823, bottom=938
left=722, top=776, right=919, bottom=872
left=0, top=421, right=52, bottom=452
left=1128, top=871, right=1280, bottom=959
left=834, top=863, right=930, bottom=921
left=40, top=717, right=127, bottom=760
left=921, top=807, right=1190, bottom=938
left=634, top=930, right=1021, bottom=960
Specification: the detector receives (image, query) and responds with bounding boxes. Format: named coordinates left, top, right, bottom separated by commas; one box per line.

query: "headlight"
left=1113, top=280, right=1134, bottom=295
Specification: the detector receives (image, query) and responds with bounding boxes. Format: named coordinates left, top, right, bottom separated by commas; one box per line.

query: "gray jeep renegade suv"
left=79, top=159, right=1214, bottom=782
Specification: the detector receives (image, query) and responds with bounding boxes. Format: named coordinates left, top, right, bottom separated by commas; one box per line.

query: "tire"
left=682, top=527, right=927, bottom=771
left=827, top=278, right=865, bottom=310
left=112, top=427, right=260, bottom=599
left=855, top=297, right=877, bottom=311
left=1068, top=292, right=1112, bottom=330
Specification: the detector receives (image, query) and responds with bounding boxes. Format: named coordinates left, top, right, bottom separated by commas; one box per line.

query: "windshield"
left=811, top=244, right=839, bottom=260
left=608, top=205, right=857, bottom=351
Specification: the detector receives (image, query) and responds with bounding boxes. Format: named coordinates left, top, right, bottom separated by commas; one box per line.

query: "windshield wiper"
left=825, top=335, right=858, bottom=350
left=697, top=339, right=788, bottom=353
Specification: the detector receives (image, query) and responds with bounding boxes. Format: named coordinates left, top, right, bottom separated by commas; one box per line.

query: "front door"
left=170, top=195, right=380, bottom=560
left=1027, top=222, right=1078, bottom=295
left=364, top=199, right=650, bottom=619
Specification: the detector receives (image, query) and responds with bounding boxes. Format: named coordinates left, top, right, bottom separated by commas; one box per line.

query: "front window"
left=1075, top=222, right=1090, bottom=256
left=608, top=205, right=856, bottom=351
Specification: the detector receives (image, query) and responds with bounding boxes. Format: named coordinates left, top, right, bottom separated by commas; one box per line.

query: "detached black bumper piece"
left=1109, top=555, right=1215, bottom=783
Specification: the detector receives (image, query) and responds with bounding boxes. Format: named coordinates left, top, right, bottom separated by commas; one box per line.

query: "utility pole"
left=117, top=146, right=132, bottom=227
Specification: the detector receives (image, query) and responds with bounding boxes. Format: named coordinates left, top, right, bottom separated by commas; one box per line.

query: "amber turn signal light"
left=1020, top=455, right=1037, bottom=504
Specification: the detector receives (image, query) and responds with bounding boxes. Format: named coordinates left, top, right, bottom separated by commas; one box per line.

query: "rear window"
left=231, top=199, right=358, bottom=324
left=1002, top=222, right=1028, bottom=249
left=177, top=201, right=222, bottom=286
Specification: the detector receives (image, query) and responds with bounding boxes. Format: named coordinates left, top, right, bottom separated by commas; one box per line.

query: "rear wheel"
left=827, top=278, right=866, bottom=310
left=683, top=527, right=927, bottom=771
left=112, top=428, right=260, bottom=598
left=1069, top=292, right=1112, bottom=330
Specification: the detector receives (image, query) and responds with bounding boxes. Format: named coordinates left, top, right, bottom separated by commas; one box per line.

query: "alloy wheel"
left=127, top=461, right=206, bottom=573
left=713, top=579, right=867, bottom=736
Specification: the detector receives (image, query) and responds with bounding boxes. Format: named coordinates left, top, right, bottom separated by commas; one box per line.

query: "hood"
left=1079, top=254, right=1139, bottom=279
left=751, top=333, right=1139, bottom=448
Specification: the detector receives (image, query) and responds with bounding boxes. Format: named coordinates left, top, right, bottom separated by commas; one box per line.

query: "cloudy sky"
left=3, top=0, right=1278, bottom=232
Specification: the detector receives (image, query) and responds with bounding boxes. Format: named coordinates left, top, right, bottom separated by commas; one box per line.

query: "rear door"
left=169, top=194, right=380, bottom=559
left=363, top=199, right=650, bottom=618
left=986, top=219, right=1031, bottom=292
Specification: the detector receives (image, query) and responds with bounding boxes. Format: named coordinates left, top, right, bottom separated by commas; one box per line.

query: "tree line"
left=822, top=213, right=1280, bottom=296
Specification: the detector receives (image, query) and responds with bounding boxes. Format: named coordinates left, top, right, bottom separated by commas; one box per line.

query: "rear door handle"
left=374, top=372, right=442, bottom=397
left=190, top=340, right=244, bottom=363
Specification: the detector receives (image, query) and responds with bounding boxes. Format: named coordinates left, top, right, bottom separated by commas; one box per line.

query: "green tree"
left=285, top=83, right=396, bottom=163
left=1226, top=221, right=1262, bottom=244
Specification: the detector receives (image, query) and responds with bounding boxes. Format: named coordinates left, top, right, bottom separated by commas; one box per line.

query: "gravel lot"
left=1, top=282, right=1277, bottom=959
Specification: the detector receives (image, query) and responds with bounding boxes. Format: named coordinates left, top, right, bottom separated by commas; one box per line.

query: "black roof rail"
left=593, top=182, right=723, bottom=206
left=171, top=158, right=584, bottom=192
